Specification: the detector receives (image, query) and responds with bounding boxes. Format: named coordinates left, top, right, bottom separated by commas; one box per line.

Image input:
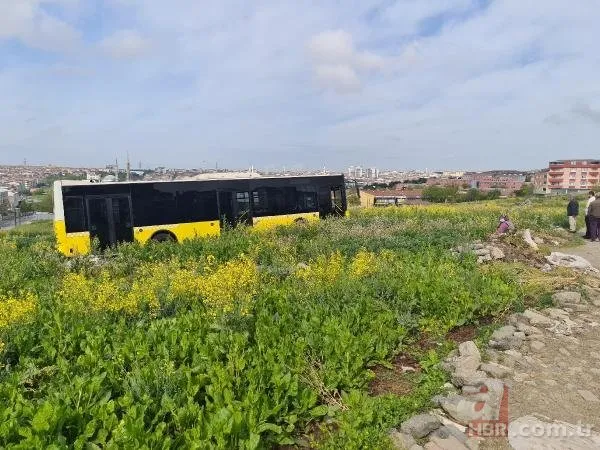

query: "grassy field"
left=0, top=199, right=579, bottom=448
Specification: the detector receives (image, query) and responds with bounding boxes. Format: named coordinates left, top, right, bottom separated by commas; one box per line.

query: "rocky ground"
left=390, top=242, right=600, bottom=450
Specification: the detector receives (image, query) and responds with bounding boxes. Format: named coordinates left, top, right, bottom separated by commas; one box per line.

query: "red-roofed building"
left=360, top=189, right=425, bottom=207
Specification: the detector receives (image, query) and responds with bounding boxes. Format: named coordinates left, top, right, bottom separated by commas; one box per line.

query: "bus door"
left=86, top=195, right=134, bottom=249
left=218, top=191, right=252, bottom=227
left=331, top=186, right=344, bottom=215
left=318, top=186, right=345, bottom=217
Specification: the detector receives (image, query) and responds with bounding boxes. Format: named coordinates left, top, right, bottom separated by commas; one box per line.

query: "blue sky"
left=1, top=0, right=599, bottom=171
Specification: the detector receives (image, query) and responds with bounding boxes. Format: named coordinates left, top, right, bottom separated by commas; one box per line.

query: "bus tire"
left=150, top=231, right=177, bottom=243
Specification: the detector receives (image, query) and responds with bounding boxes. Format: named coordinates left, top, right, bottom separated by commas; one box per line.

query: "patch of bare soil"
left=369, top=354, right=420, bottom=396
left=447, top=317, right=496, bottom=344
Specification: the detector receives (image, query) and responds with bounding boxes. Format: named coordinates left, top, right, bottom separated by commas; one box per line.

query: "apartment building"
left=546, top=160, right=600, bottom=193
left=463, top=171, right=526, bottom=196
left=532, top=169, right=549, bottom=194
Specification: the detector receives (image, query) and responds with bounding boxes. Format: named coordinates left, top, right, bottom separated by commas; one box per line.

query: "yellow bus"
left=53, top=175, right=347, bottom=256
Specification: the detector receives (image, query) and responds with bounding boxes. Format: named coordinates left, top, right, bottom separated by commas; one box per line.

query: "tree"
left=515, top=184, right=534, bottom=197
left=486, top=189, right=501, bottom=200
left=18, top=200, right=34, bottom=213
left=34, top=191, right=54, bottom=213
left=464, top=188, right=482, bottom=202
left=422, top=185, right=459, bottom=203
left=0, top=198, right=10, bottom=216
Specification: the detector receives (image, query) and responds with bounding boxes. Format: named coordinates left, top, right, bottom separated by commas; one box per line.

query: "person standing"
left=584, top=191, right=596, bottom=239
left=567, top=195, right=579, bottom=233
left=588, top=196, right=600, bottom=241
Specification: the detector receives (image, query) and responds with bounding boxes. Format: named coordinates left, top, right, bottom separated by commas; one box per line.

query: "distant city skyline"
left=0, top=158, right=563, bottom=174
left=1, top=1, right=599, bottom=170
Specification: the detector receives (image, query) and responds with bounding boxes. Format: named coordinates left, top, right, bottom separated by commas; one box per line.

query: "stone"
left=441, top=358, right=458, bottom=373
left=491, top=325, right=516, bottom=341
left=461, top=386, right=482, bottom=395
left=451, top=370, right=487, bottom=387
left=484, top=349, right=501, bottom=363
left=390, top=429, right=417, bottom=449
left=504, top=349, right=523, bottom=359
left=522, top=229, right=539, bottom=250
left=530, top=340, right=545, bottom=351
left=565, top=303, right=590, bottom=312
left=594, top=300, right=600, bottom=307
left=440, top=395, right=494, bottom=426
left=546, top=252, right=599, bottom=273
left=549, top=320, right=576, bottom=336
left=432, top=395, right=447, bottom=407
left=543, top=307, right=570, bottom=320
left=578, top=390, right=600, bottom=402
left=428, top=435, right=469, bottom=450
left=489, top=325, right=523, bottom=350
left=516, top=322, right=541, bottom=335
left=552, top=291, right=582, bottom=305
left=489, top=246, right=505, bottom=260
left=479, top=362, right=511, bottom=379
left=454, top=355, right=481, bottom=374
left=489, top=336, right=523, bottom=351
left=401, top=414, right=442, bottom=439
left=409, top=446, right=424, bottom=450
left=523, top=309, right=555, bottom=327
left=431, top=425, right=468, bottom=443
left=513, top=331, right=526, bottom=340
left=508, top=312, right=531, bottom=326
left=458, top=341, right=480, bottom=359
left=474, top=248, right=490, bottom=256
left=582, top=285, right=600, bottom=299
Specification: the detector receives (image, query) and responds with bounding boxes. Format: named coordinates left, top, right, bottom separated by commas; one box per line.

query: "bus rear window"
left=64, top=196, right=86, bottom=232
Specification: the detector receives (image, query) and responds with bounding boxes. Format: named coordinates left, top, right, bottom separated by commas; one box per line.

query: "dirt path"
left=559, top=240, right=600, bottom=269
left=482, top=242, right=600, bottom=449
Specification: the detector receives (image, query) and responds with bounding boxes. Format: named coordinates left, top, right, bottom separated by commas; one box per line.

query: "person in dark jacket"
left=567, top=195, right=579, bottom=233
left=588, top=197, right=600, bottom=241
left=584, top=191, right=596, bottom=239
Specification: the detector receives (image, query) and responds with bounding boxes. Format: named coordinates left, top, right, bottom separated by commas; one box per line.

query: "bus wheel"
left=151, top=231, right=177, bottom=243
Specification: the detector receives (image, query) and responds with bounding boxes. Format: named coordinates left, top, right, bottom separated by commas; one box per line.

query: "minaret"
left=126, top=152, right=131, bottom=181
left=115, top=158, right=119, bottom=180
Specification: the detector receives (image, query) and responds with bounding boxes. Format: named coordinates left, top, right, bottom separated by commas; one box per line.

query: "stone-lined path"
left=392, top=242, right=600, bottom=450
left=484, top=241, right=600, bottom=449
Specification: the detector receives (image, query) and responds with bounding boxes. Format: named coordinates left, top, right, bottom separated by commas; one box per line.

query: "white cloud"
left=0, top=0, right=80, bottom=52
left=3, top=0, right=600, bottom=169
left=99, top=30, right=151, bottom=59
left=314, top=65, right=361, bottom=93
left=308, top=30, right=386, bottom=93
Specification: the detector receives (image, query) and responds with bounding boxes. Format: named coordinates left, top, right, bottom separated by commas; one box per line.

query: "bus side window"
left=297, top=190, right=317, bottom=212
left=251, top=189, right=269, bottom=216
left=64, top=196, right=87, bottom=232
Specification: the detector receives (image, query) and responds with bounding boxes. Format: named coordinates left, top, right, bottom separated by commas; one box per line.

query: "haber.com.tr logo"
left=463, top=380, right=509, bottom=438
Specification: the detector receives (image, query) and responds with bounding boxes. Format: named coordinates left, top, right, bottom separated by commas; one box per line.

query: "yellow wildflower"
left=0, top=292, right=37, bottom=329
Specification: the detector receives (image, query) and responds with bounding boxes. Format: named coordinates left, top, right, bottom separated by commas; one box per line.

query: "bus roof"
left=55, top=174, right=344, bottom=187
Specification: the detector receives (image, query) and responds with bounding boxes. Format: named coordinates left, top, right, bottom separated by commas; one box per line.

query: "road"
left=0, top=212, right=53, bottom=231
